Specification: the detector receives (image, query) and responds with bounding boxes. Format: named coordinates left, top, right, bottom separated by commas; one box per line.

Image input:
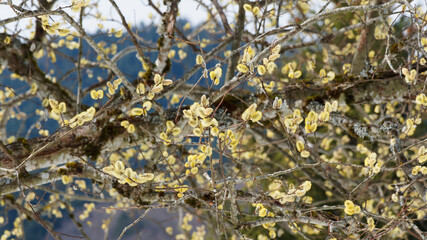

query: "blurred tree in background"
left=1, top=0, right=427, bottom=239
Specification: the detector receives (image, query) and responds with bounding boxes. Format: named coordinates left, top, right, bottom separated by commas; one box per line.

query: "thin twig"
left=117, top=208, right=152, bottom=240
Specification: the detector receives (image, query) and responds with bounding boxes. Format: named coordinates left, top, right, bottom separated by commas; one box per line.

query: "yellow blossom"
left=367, top=217, right=375, bottom=231
left=196, top=55, right=203, bottom=65
left=305, top=110, right=318, bottom=133
left=296, top=140, right=304, bottom=152
left=344, top=200, right=360, bottom=215
left=257, top=65, right=266, bottom=75
left=237, top=64, right=249, bottom=73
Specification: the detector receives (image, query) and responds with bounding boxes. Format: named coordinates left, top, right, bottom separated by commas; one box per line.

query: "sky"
left=0, top=1, right=425, bottom=38
left=0, top=0, right=210, bottom=35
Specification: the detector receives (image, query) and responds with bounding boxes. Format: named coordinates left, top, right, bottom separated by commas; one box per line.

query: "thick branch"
left=153, top=0, right=180, bottom=75
left=225, top=0, right=245, bottom=83
left=0, top=34, right=76, bottom=117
